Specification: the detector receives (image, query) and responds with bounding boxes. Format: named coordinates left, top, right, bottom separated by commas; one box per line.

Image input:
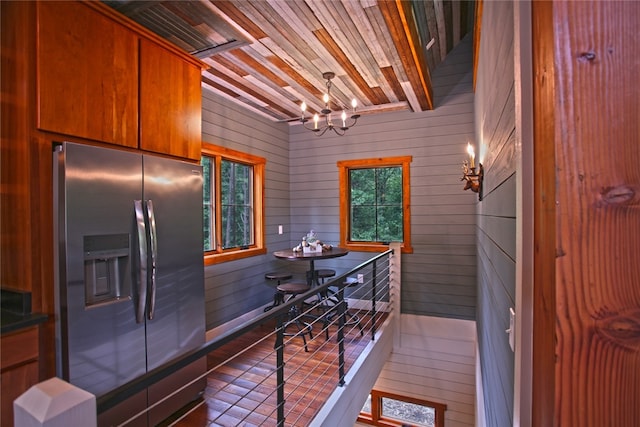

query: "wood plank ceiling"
left=104, top=0, right=475, bottom=122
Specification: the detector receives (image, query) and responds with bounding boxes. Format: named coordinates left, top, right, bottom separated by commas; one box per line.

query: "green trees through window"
left=201, top=142, right=265, bottom=265
left=350, top=166, right=403, bottom=242
left=338, top=156, right=413, bottom=253
left=221, top=160, right=253, bottom=249
left=202, top=155, right=214, bottom=251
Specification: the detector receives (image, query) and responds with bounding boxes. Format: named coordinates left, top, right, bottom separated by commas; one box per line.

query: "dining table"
left=273, top=247, right=349, bottom=288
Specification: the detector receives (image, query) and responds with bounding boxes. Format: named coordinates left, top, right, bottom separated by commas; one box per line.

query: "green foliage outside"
left=221, top=160, right=252, bottom=249
left=350, top=166, right=403, bottom=242
left=201, top=157, right=254, bottom=251
left=202, top=156, right=214, bottom=251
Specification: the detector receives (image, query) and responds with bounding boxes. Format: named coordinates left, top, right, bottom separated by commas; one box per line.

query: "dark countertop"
left=1, top=288, right=48, bottom=335
left=1, top=310, right=48, bottom=335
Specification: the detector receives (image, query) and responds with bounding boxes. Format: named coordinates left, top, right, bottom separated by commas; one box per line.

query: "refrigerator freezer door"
left=141, top=154, right=205, bottom=369
left=142, top=155, right=206, bottom=425
left=54, top=142, right=147, bottom=397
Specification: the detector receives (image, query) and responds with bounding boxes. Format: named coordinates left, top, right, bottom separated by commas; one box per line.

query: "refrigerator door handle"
left=134, top=200, right=148, bottom=324
left=146, top=200, right=158, bottom=320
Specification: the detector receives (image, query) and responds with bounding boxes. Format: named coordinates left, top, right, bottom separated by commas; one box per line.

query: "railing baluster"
left=371, top=260, right=377, bottom=340
left=276, top=314, right=286, bottom=426
left=337, top=283, right=346, bottom=386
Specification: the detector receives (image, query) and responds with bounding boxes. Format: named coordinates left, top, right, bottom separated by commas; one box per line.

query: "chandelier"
left=299, top=72, right=360, bottom=136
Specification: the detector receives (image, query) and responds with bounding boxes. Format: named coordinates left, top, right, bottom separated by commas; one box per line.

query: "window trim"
left=357, top=389, right=447, bottom=427
left=202, top=142, right=266, bottom=265
left=338, top=156, right=413, bottom=254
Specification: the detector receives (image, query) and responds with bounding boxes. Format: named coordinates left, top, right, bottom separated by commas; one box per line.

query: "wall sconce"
left=461, top=142, right=483, bottom=201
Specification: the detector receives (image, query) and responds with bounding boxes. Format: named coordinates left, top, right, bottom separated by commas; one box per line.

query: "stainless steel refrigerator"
left=53, top=141, right=206, bottom=426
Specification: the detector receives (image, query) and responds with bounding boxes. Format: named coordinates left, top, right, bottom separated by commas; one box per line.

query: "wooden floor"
left=171, top=311, right=381, bottom=427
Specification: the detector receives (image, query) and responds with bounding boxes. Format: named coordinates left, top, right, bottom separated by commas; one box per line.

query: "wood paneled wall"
left=200, top=90, right=291, bottom=330
left=288, top=34, right=477, bottom=321
left=474, top=1, right=517, bottom=426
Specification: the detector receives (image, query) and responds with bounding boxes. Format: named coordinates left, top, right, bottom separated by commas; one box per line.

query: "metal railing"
left=97, top=248, right=397, bottom=426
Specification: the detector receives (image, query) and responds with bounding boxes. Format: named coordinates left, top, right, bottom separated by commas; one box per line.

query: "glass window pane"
left=201, top=156, right=215, bottom=251
left=381, top=397, right=435, bottom=427
left=349, top=166, right=403, bottom=242
left=351, top=206, right=376, bottom=241
left=350, top=168, right=375, bottom=205
left=361, top=394, right=372, bottom=414
left=376, top=167, right=402, bottom=204
left=221, top=160, right=253, bottom=249
left=377, top=206, right=403, bottom=242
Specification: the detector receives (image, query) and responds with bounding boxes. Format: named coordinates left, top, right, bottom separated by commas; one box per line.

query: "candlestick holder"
left=461, top=162, right=484, bottom=201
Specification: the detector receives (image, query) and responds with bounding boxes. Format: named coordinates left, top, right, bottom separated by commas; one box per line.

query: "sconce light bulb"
left=323, top=93, right=329, bottom=104
left=351, top=98, right=357, bottom=109
left=467, top=142, right=475, bottom=168
left=301, top=101, right=307, bottom=112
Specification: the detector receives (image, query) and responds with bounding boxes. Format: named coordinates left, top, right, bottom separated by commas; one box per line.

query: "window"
left=338, top=156, right=412, bottom=253
left=358, top=389, right=446, bottom=427
left=201, top=142, right=266, bottom=264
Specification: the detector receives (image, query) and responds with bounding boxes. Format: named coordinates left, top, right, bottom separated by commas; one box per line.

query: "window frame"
left=202, top=142, right=266, bottom=265
left=357, top=389, right=447, bottom=427
left=338, top=156, right=413, bottom=253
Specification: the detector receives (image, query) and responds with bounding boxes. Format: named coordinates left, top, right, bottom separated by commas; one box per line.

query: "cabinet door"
left=36, top=1, right=138, bottom=148
left=139, top=39, right=202, bottom=160
left=1, top=327, right=39, bottom=427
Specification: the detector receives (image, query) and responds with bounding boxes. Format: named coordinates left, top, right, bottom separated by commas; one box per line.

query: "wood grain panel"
left=308, top=0, right=385, bottom=91
left=139, top=39, right=202, bottom=160
left=377, top=0, right=431, bottom=110
left=210, top=1, right=268, bottom=40
left=36, top=1, right=138, bottom=148
left=1, top=0, right=34, bottom=293
left=208, top=55, right=250, bottom=77
left=267, top=55, right=323, bottom=98
left=203, top=67, right=296, bottom=118
left=530, top=1, right=557, bottom=425
left=1, top=327, right=39, bottom=370
left=1, top=326, right=40, bottom=427
left=551, top=2, right=640, bottom=426
left=1, top=361, right=38, bottom=427
left=231, top=49, right=289, bottom=87
left=313, top=28, right=388, bottom=106
left=381, top=66, right=408, bottom=102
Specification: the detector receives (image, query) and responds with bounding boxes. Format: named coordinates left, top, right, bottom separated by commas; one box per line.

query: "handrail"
left=96, top=249, right=394, bottom=420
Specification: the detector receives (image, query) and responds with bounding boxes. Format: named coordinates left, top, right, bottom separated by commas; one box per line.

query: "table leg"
left=307, top=259, right=318, bottom=287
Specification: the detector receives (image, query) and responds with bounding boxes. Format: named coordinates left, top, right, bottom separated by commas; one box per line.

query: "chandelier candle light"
left=461, top=142, right=484, bottom=200
left=300, top=72, right=360, bottom=136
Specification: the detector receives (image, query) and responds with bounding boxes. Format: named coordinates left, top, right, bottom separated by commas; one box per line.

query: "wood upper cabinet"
left=36, top=1, right=139, bottom=148
left=35, top=1, right=203, bottom=160
left=139, top=39, right=202, bottom=160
